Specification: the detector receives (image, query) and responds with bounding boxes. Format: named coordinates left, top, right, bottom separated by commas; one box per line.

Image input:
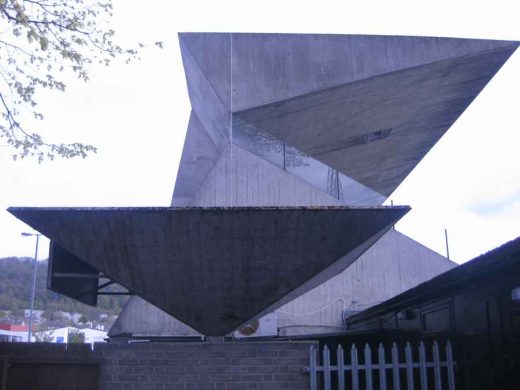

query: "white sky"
left=1, top=0, right=520, bottom=263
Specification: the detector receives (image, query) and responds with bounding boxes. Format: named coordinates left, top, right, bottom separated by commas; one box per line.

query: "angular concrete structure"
left=156, top=33, right=513, bottom=337
left=9, top=206, right=407, bottom=336
left=275, top=229, right=456, bottom=335
left=174, top=33, right=518, bottom=202
left=11, top=33, right=517, bottom=338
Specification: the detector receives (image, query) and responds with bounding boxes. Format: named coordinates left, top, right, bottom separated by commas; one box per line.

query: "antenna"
left=444, top=228, right=450, bottom=260
left=391, top=200, right=395, bottom=229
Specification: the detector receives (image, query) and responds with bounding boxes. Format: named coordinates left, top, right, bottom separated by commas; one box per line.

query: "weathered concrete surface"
left=109, top=296, right=201, bottom=338
left=172, top=111, right=221, bottom=207
left=236, top=45, right=518, bottom=196
left=179, top=34, right=230, bottom=153
left=188, top=143, right=344, bottom=207
left=176, top=33, right=518, bottom=200
left=110, top=229, right=456, bottom=338
left=276, top=229, right=457, bottom=335
left=9, top=206, right=408, bottom=336
left=180, top=33, right=517, bottom=111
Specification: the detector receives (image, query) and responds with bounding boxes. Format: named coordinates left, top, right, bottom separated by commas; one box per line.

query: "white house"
left=35, top=327, right=107, bottom=344
left=0, top=329, right=29, bottom=342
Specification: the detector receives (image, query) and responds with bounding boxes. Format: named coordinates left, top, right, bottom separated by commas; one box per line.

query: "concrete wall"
left=189, top=143, right=343, bottom=207
left=184, top=143, right=456, bottom=335
left=275, top=229, right=456, bottom=335
left=110, top=296, right=201, bottom=338
left=107, top=134, right=455, bottom=338
left=0, top=341, right=313, bottom=389
left=109, top=230, right=455, bottom=338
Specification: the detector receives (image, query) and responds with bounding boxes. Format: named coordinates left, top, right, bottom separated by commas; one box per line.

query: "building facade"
left=9, top=33, right=518, bottom=339
left=109, top=33, right=518, bottom=338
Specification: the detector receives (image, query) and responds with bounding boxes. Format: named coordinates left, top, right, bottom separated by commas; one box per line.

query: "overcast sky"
left=1, top=0, right=519, bottom=263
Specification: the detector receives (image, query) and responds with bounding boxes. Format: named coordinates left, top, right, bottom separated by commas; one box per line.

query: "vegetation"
left=0, top=257, right=128, bottom=319
left=0, top=0, right=160, bottom=161
left=68, top=328, right=85, bottom=343
left=34, top=330, right=52, bottom=342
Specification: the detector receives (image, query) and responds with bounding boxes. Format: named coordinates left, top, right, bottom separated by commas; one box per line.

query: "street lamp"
left=21, top=232, right=41, bottom=342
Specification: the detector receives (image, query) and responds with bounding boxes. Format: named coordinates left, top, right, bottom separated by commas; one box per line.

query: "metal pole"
left=27, top=234, right=40, bottom=342
left=391, top=200, right=395, bottom=229
left=445, top=228, right=450, bottom=260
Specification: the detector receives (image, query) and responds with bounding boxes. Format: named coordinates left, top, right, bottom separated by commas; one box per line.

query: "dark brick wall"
left=0, top=340, right=314, bottom=389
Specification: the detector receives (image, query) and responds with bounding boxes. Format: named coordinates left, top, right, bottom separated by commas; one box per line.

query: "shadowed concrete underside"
left=109, top=229, right=456, bottom=338
left=9, top=206, right=408, bottom=336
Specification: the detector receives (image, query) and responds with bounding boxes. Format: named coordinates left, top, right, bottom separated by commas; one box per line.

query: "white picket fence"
left=305, top=341, right=456, bottom=390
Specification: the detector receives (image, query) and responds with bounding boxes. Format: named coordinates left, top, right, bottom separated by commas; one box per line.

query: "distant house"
left=0, top=323, right=30, bottom=342
left=82, top=328, right=108, bottom=345
left=35, top=327, right=107, bottom=345
left=23, top=309, right=44, bottom=321
left=35, top=327, right=69, bottom=343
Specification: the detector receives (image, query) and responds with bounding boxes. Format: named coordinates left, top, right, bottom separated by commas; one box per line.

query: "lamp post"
left=21, top=232, right=41, bottom=342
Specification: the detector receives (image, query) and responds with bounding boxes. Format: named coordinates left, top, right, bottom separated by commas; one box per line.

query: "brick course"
left=0, top=340, right=314, bottom=389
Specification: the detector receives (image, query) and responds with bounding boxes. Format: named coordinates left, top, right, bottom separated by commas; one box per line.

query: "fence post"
left=446, top=341, right=455, bottom=390
left=405, top=342, right=415, bottom=390
left=323, top=345, right=331, bottom=390
left=337, top=345, right=345, bottom=390
left=351, top=344, right=359, bottom=390
left=308, top=340, right=455, bottom=390
left=309, top=345, right=317, bottom=390
left=378, top=343, right=387, bottom=390
left=365, top=344, right=373, bottom=390
left=392, top=342, right=401, bottom=390
left=432, top=341, right=442, bottom=390
left=1, top=355, right=8, bottom=390
left=419, top=342, right=428, bottom=390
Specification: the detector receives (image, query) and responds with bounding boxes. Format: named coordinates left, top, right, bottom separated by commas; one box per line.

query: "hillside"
left=0, top=257, right=128, bottom=320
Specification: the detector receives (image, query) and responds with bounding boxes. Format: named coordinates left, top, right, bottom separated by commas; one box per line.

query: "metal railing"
left=305, top=341, right=456, bottom=390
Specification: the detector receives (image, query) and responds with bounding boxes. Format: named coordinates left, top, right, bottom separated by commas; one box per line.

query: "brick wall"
left=0, top=340, right=314, bottom=389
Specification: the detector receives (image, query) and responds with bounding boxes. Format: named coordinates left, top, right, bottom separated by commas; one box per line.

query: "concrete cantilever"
left=9, top=206, right=409, bottom=336
left=175, top=33, right=519, bottom=201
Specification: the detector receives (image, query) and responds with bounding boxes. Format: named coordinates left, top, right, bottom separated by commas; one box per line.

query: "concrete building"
left=9, top=33, right=518, bottom=339
left=112, top=33, right=516, bottom=338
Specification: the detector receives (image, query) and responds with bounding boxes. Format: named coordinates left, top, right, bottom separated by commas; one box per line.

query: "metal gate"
left=304, top=341, right=456, bottom=390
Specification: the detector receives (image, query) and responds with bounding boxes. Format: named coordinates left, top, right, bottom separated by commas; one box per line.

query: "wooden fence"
left=304, top=341, right=456, bottom=390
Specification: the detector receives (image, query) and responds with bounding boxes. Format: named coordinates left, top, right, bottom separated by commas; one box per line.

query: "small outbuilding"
left=345, top=236, right=520, bottom=390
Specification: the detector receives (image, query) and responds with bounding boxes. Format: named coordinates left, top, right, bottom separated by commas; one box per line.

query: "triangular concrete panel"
left=9, top=206, right=408, bottom=336
left=172, top=111, right=221, bottom=206
left=276, top=229, right=456, bottom=335
left=235, top=45, right=518, bottom=195
left=179, top=36, right=230, bottom=151
left=179, top=33, right=231, bottom=109
left=189, top=143, right=347, bottom=207
left=180, top=33, right=517, bottom=111
left=109, top=296, right=201, bottom=338
left=179, top=33, right=518, bottom=199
